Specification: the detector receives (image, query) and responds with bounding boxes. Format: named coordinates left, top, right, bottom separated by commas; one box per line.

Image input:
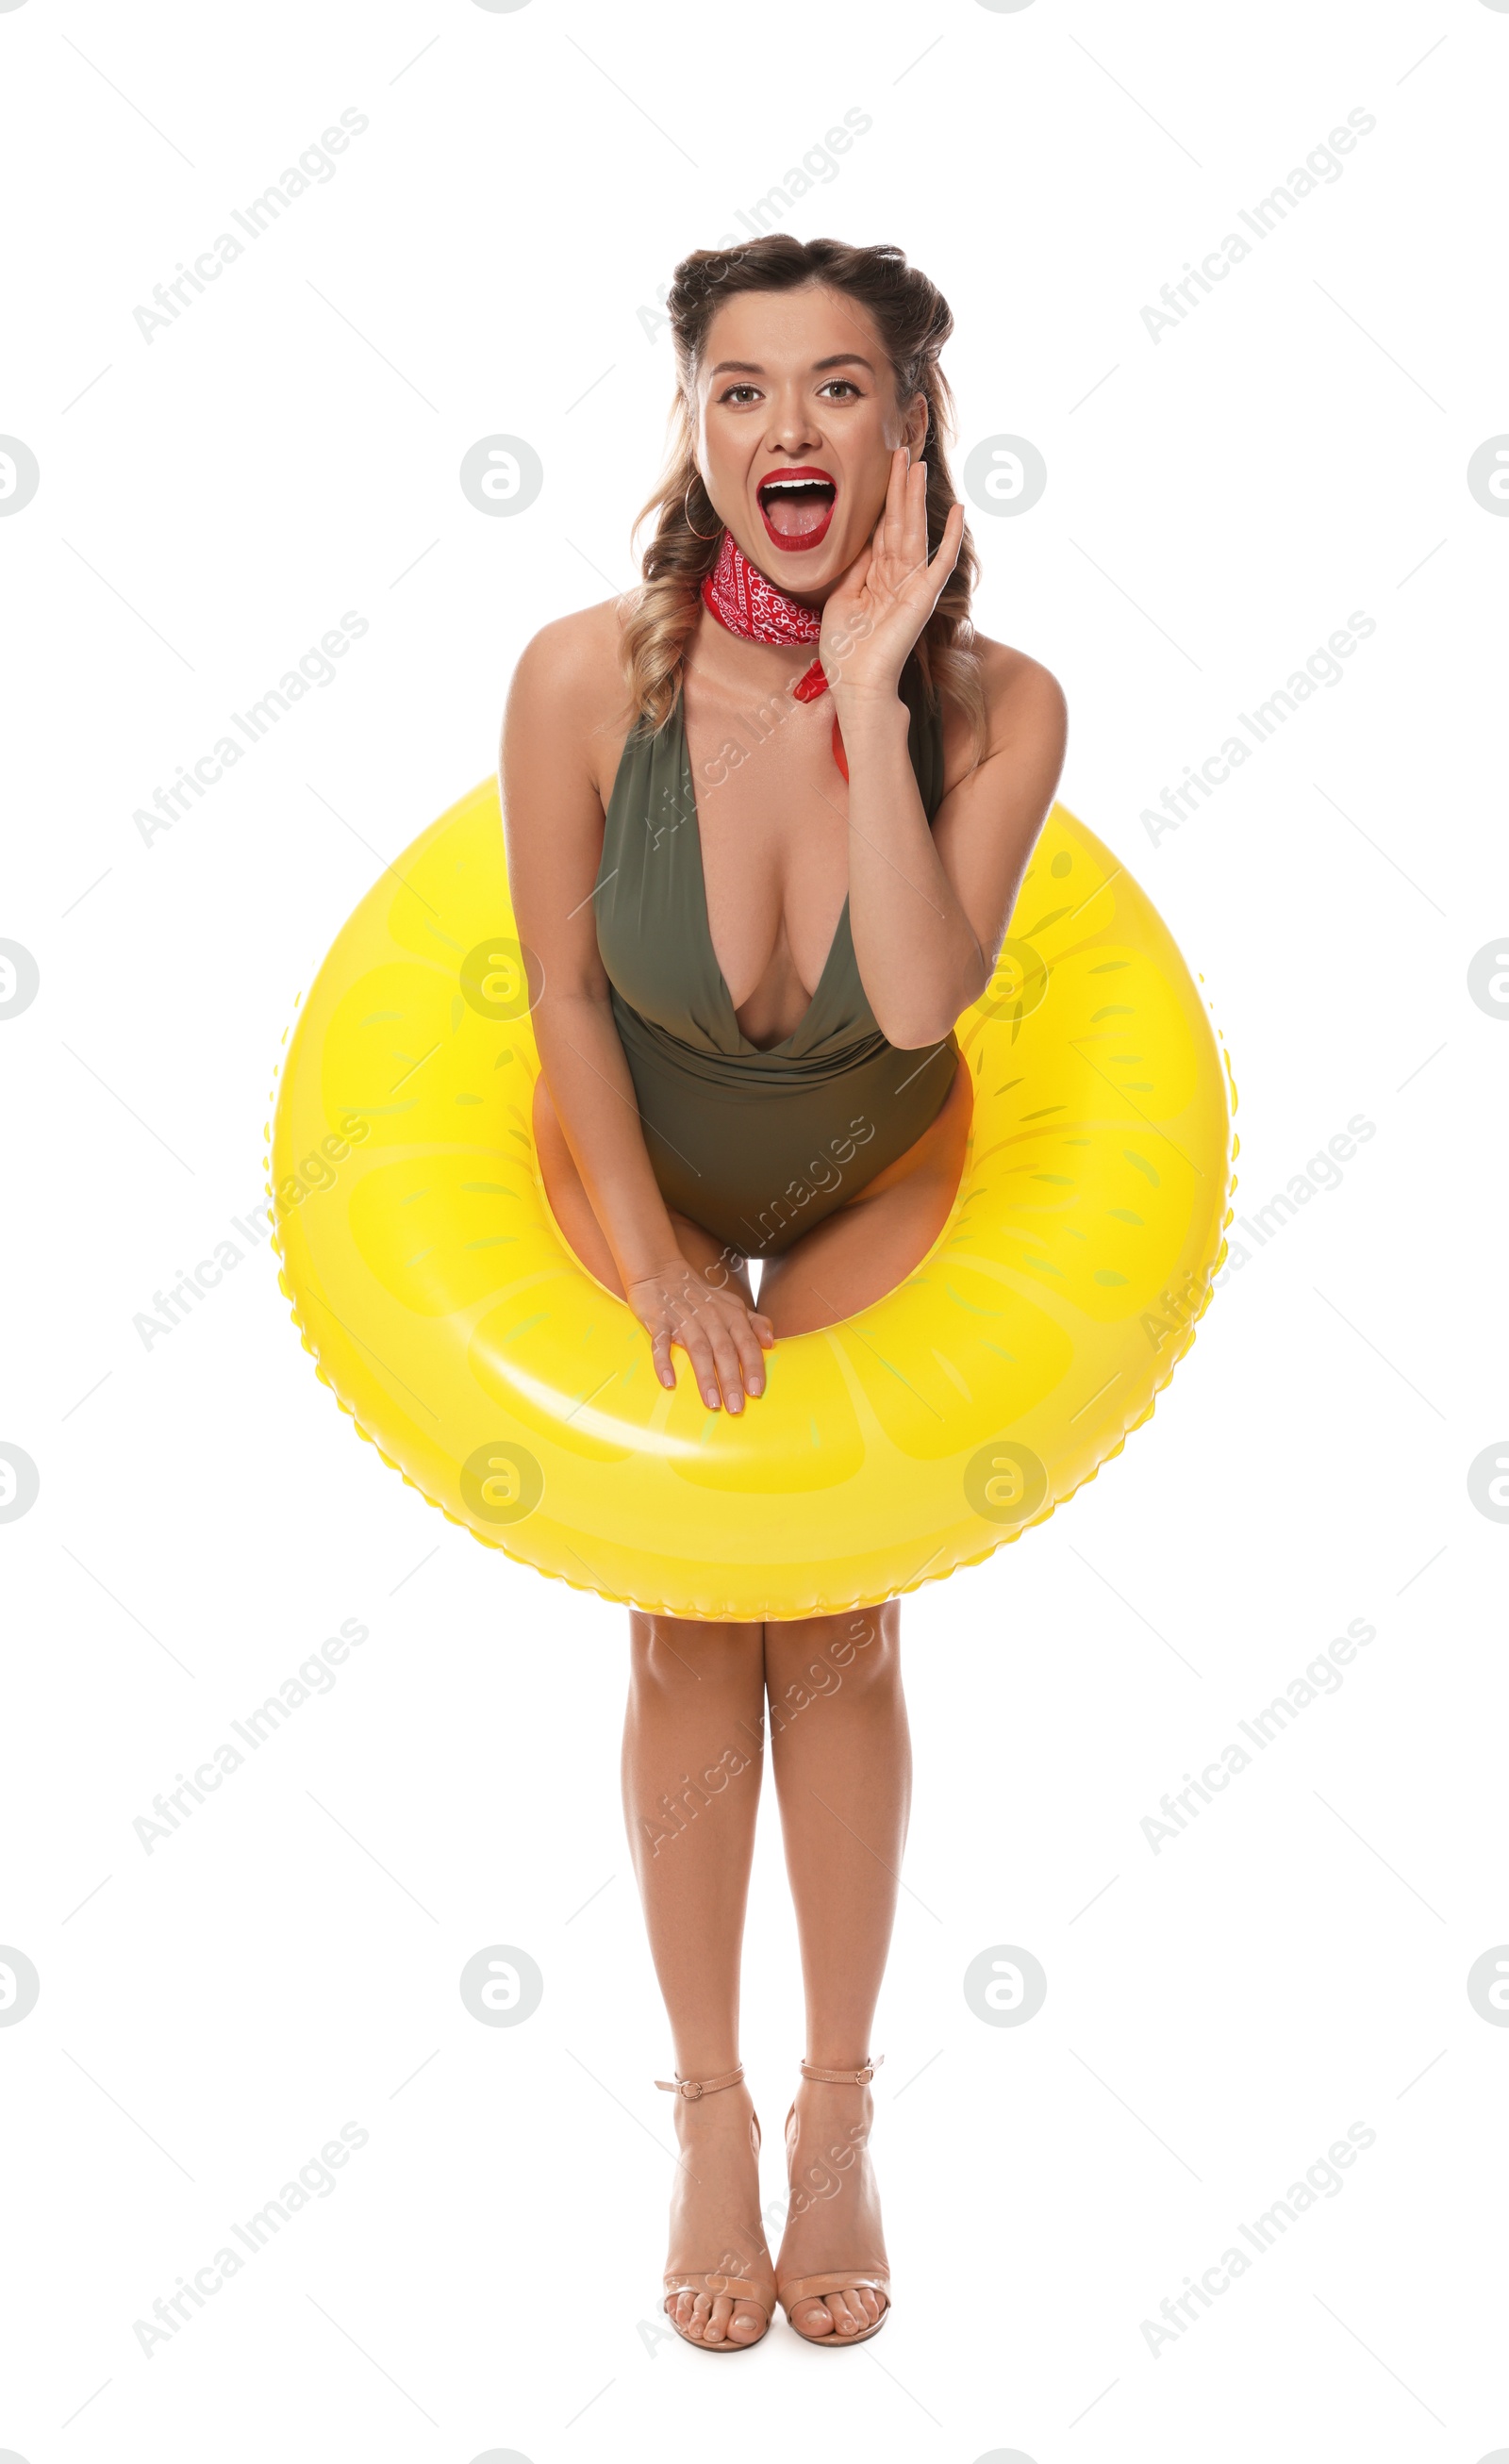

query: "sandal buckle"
left=655, top=2060, right=743, bottom=2101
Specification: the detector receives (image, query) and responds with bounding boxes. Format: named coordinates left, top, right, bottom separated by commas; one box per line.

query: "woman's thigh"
left=756, top=1053, right=972, bottom=1338
left=531, top=1071, right=756, bottom=1306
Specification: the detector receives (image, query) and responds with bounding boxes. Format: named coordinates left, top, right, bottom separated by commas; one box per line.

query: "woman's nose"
left=763, top=391, right=821, bottom=451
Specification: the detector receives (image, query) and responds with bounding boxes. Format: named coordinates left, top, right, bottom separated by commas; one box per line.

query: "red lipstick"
left=755, top=464, right=837, bottom=554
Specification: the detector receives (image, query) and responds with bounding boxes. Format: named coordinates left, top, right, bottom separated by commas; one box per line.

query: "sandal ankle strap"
left=655, top=2060, right=746, bottom=2100
left=799, top=2054, right=884, bottom=2086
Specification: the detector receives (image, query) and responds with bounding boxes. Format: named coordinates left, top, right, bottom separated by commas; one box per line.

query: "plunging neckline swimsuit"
left=592, top=660, right=960, bottom=1259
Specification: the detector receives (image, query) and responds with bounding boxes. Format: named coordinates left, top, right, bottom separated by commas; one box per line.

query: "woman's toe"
left=793, top=2296, right=834, bottom=2338
left=665, top=2287, right=767, bottom=2347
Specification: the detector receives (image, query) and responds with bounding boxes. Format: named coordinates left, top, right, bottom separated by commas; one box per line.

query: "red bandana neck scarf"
left=699, top=527, right=849, bottom=781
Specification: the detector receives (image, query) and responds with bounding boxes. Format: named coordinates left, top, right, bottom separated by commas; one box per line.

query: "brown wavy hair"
left=622, top=236, right=987, bottom=760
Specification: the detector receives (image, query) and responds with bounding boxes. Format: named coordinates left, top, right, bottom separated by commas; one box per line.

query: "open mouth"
left=756, top=469, right=837, bottom=552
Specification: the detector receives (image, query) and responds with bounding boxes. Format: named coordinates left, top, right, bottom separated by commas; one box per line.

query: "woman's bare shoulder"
left=504, top=597, right=638, bottom=790
left=938, top=632, right=1066, bottom=797
left=972, top=632, right=1068, bottom=737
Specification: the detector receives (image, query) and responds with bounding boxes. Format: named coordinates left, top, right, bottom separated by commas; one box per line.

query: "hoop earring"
left=682, top=479, right=721, bottom=541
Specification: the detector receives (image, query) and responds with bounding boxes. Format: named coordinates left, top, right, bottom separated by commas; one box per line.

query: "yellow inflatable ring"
left=268, top=780, right=1236, bottom=1620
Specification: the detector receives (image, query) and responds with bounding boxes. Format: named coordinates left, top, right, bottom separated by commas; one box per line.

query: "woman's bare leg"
left=623, top=1612, right=772, bottom=2344
left=744, top=1074, right=962, bottom=2336
left=552, top=1060, right=966, bottom=2343
left=761, top=1603, right=909, bottom=2339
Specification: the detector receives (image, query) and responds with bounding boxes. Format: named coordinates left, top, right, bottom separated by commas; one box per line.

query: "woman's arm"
left=838, top=653, right=1067, bottom=1047
left=822, top=449, right=1068, bottom=1049
left=501, top=609, right=680, bottom=1290
left=500, top=608, right=771, bottom=1411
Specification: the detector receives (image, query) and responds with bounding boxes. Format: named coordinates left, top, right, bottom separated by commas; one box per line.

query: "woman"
left=502, top=236, right=1066, bottom=2352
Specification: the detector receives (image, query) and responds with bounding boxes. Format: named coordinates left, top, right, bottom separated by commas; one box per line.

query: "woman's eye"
left=720, top=385, right=760, bottom=405
left=821, top=380, right=861, bottom=400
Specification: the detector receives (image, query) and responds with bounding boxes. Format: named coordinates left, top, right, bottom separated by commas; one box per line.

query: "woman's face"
left=692, top=283, right=927, bottom=599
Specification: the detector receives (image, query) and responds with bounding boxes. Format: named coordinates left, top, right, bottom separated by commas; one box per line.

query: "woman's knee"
left=628, top=1612, right=765, bottom=1697
left=764, top=1605, right=900, bottom=1704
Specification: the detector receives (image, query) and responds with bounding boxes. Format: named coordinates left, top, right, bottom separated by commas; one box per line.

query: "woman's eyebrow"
left=707, top=354, right=877, bottom=377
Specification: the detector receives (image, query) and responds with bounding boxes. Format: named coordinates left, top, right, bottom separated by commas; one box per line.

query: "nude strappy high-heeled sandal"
left=655, top=2060, right=776, bottom=2354
left=776, top=2056, right=891, bottom=2347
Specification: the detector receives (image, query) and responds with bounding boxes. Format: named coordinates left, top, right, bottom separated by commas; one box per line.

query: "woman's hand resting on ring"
left=625, top=1258, right=774, bottom=1413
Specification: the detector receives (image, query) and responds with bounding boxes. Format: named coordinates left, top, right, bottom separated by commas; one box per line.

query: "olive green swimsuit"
left=593, top=662, right=960, bottom=1259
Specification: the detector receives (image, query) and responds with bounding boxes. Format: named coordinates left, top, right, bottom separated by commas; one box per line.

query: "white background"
left=3, top=1, right=1506, bottom=2457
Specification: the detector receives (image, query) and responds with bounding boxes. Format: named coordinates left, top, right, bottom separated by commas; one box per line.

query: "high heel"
left=776, top=2057, right=891, bottom=2347
left=655, top=2061, right=775, bottom=2353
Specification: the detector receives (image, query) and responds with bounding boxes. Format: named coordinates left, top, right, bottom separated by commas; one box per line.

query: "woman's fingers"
left=705, top=1312, right=751, bottom=1413
left=904, top=453, right=928, bottom=559
left=896, top=450, right=918, bottom=537
left=727, top=1309, right=768, bottom=1397
left=632, top=1270, right=773, bottom=1411
left=868, top=466, right=940, bottom=613
left=671, top=1298, right=771, bottom=1409
left=673, top=1315, right=724, bottom=1411
left=881, top=442, right=907, bottom=548
left=882, top=452, right=921, bottom=571
left=925, top=495, right=964, bottom=585
left=669, top=1296, right=745, bottom=1414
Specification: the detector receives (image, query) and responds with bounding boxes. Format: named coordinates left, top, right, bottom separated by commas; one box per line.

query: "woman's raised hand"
left=625, top=1258, right=774, bottom=1413
left=819, top=445, right=965, bottom=704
